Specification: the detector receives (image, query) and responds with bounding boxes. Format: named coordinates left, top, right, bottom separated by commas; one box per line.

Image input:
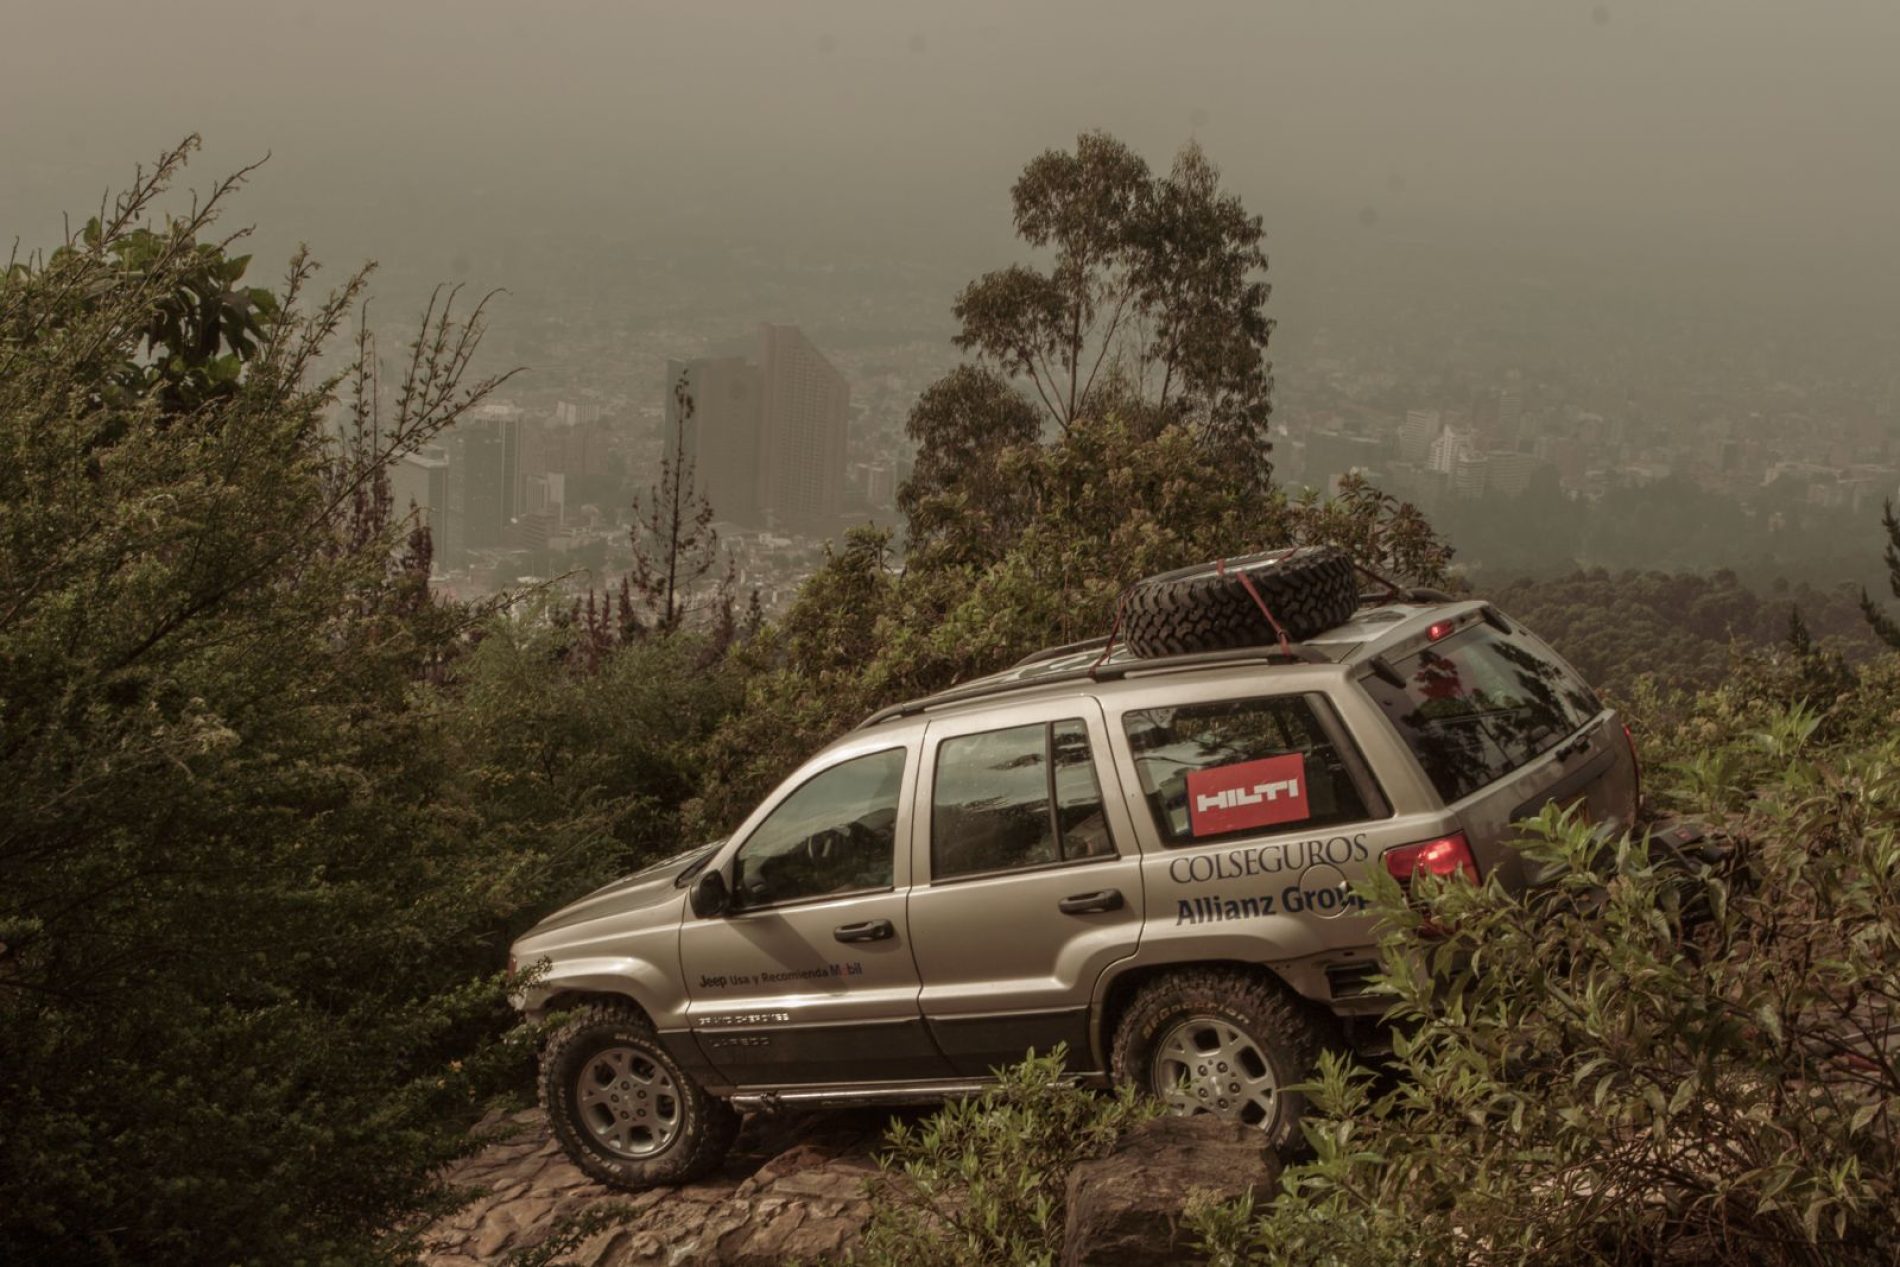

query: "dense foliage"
left=1486, top=567, right=1880, bottom=696
left=0, top=144, right=753, bottom=1265
left=0, top=147, right=505, bottom=1261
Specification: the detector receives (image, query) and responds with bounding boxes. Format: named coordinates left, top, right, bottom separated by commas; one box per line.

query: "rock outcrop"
left=423, top=1106, right=1280, bottom=1265
left=420, top=1108, right=884, bottom=1266
left=1060, top=1115, right=1281, bottom=1266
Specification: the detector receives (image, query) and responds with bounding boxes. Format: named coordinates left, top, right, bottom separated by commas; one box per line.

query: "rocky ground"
left=420, top=1106, right=1277, bottom=1266
left=419, top=1107, right=894, bottom=1266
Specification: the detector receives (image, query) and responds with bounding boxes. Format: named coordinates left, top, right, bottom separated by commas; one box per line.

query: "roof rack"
left=1011, top=636, right=1111, bottom=669
left=1006, top=588, right=1448, bottom=675
left=857, top=641, right=1334, bottom=730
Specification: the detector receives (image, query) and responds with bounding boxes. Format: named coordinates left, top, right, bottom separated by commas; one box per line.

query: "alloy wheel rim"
left=1152, top=1014, right=1279, bottom=1128
left=576, top=1045, right=682, bottom=1158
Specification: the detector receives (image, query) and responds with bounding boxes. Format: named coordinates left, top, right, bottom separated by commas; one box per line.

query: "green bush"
left=0, top=145, right=536, bottom=1265
left=437, top=613, right=745, bottom=941
left=848, top=1049, right=1156, bottom=1267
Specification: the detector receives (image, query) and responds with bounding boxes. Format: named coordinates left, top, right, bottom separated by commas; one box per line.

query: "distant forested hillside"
left=1483, top=568, right=1881, bottom=695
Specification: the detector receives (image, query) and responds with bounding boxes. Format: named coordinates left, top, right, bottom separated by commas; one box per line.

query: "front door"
left=679, top=738, right=954, bottom=1087
left=907, top=701, right=1147, bottom=1076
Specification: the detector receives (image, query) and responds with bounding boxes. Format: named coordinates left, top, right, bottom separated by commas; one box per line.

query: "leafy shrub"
left=1191, top=683, right=1900, bottom=1266
left=437, top=612, right=745, bottom=941
left=0, top=143, right=532, bottom=1265
left=849, top=1048, right=1156, bottom=1267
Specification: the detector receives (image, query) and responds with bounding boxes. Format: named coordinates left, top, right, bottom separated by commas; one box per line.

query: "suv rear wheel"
left=1110, top=968, right=1332, bottom=1152
left=540, top=1001, right=739, bottom=1189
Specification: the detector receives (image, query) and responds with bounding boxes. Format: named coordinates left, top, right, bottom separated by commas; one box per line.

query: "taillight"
left=1382, top=831, right=1480, bottom=884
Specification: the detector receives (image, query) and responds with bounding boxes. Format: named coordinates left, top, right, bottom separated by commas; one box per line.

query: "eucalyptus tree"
left=943, top=132, right=1275, bottom=475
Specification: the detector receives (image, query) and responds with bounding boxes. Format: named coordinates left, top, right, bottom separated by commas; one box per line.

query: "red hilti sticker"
left=1185, top=754, right=1310, bottom=837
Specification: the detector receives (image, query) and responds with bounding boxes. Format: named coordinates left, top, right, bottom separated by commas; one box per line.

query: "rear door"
left=906, top=699, right=1146, bottom=1076
left=1109, top=686, right=1403, bottom=979
left=1357, top=613, right=1638, bottom=885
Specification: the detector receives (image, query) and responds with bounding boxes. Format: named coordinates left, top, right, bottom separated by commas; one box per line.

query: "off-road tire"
left=1120, top=547, right=1358, bottom=658
left=539, top=1001, right=740, bottom=1190
left=1110, top=968, right=1336, bottom=1153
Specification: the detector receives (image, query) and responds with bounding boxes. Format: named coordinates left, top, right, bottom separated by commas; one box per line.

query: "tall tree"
left=898, top=364, right=1043, bottom=569
left=946, top=131, right=1274, bottom=480
left=1128, top=143, right=1275, bottom=456
left=629, top=372, right=730, bottom=632
left=1859, top=499, right=1900, bottom=648
left=953, top=132, right=1150, bottom=433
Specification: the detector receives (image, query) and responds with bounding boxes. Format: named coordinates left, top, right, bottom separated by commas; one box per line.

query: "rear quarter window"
left=1363, top=623, right=1601, bottom=804
left=1122, top=694, right=1378, bottom=846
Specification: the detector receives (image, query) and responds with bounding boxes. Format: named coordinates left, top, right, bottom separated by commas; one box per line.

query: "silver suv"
left=509, top=588, right=1638, bottom=1189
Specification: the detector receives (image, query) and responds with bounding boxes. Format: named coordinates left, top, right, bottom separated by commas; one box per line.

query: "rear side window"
left=1363, top=624, right=1601, bottom=804
left=932, top=720, right=1116, bottom=880
left=1123, top=695, right=1374, bottom=846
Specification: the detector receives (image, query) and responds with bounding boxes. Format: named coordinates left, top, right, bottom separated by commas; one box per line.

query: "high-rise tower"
left=664, top=356, right=765, bottom=526
left=756, top=324, right=848, bottom=533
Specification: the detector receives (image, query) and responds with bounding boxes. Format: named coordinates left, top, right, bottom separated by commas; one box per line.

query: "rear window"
left=1363, top=623, right=1601, bottom=804
left=931, top=719, right=1116, bottom=880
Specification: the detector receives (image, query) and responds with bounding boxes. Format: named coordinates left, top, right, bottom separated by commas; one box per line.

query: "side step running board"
left=729, top=1079, right=998, bottom=1113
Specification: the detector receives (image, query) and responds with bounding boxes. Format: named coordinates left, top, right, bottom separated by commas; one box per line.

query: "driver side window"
left=731, top=747, right=907, bottom=908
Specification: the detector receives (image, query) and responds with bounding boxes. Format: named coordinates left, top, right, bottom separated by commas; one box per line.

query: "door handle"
left=833, top=918, right=895, bottom=943
left=1058, top=889, right=1124, bottom=915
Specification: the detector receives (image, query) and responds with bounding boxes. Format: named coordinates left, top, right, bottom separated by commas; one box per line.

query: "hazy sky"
left=6, top=0, right=1899, bottom=335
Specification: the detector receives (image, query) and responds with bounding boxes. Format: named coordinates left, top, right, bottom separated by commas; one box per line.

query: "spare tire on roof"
left=1120, top=547, right=1359, bottom=658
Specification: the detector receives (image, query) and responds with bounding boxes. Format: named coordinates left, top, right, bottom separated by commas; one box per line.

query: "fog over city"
left=11, top=2, right=1897, bottom=294
left=6, top=0, right=1899, bottom=594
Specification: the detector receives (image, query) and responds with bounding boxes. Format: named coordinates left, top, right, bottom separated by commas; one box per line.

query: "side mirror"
left=689, top=867, right=731, bottom=919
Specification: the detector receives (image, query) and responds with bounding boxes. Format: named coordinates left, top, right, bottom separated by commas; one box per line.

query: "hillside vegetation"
left=5, top=139, right=1898, bottom=1265
left=1487, top=568, right=1881, bottom=696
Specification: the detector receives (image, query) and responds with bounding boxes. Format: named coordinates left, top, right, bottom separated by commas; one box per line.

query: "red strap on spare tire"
left=1352, top=558, right=1407, bottom=602
left=1220, top=556, right=1295, bottom=657
left=1088, top=588, right=1132, bottom=677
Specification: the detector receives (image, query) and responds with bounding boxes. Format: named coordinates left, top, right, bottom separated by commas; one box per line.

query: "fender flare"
left=513, top=954, right=680, bottom=1025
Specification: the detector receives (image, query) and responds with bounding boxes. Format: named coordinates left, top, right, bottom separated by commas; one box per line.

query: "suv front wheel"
left=539, top=1001, right=740, bottom=1190
left=1110, top=968, right=1332, bottom=1152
